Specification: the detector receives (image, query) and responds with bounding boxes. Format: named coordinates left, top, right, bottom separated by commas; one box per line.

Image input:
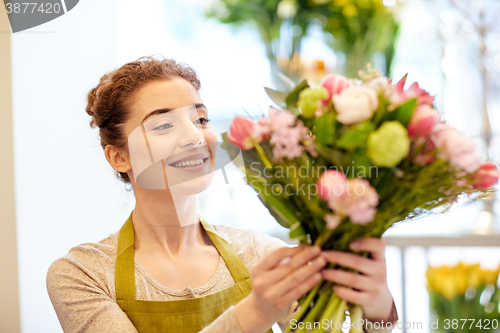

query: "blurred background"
left=1, top=0, right=500, bottom=332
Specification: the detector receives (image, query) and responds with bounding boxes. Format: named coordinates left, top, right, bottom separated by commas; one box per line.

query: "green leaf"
left=264, top=87, right=287, bottom=108
left=285, top=80, right=309, bottom=108
left=276, top=72, right=296, bottom=92
left=248, top=177, right=298, bottom=229
left=336, top=121, right=375, bottom=150
left=289, top=222, right=307, bottom=240
left=314, top=112, right=336, bottom=146
left=350, top=149, right=373, bottom=178
left=393, top=98, right=417, bottom=127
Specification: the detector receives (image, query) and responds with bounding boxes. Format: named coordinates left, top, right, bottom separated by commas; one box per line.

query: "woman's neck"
left=131, top=188, right=207, bottom=257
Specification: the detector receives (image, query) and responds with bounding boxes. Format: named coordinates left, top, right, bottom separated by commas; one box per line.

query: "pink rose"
left=407, top=105, right=440, bottom=138
left=320, top=73, right=351, bottom=105
left=227, top=116, right=263, bottom=150
left=472, top=162, right=500, bottom=189
left=316, top=170, right=347, bottom=201
left=433, top=125, right=481, bottom=173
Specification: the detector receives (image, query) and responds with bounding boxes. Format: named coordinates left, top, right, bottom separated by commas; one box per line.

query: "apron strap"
left=199, top=216, right=252, bottom=284
left=115, top=213, right=136, bottom=300
left=116, top=212, right=252, bottom=301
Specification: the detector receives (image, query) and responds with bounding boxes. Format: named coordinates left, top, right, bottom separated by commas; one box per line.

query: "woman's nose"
left=178, top=121, right=205, bottom=148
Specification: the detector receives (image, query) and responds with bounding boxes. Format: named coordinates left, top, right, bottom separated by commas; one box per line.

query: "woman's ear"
left=105, top=145, right=132, bottom=174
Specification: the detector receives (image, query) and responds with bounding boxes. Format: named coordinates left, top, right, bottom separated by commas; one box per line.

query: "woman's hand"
left=320, top=238, right=394, bottom=323
left=234, top=245, right=327, bottom=333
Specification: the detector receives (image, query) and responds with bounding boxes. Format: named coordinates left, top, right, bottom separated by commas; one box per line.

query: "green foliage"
left=335, top=121, right=375, bottom=149
left=285, top=79, right=309, bottom=108
left=314, top=112, right=337, bottom=146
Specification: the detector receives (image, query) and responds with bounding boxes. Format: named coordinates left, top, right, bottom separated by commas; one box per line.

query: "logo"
left=4, top=0, right=79, bottom=33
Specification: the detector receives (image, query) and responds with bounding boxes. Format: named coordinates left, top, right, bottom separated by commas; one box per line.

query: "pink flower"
left=227, top=116, right=263, bottom=150
left=472, top=162, right=500, bottom=189
left=408, top=82, right=435, bottom=106
left=407, top=105, right=440, bottom=138
left=433, top=125, right=481, bottom=173
left=316, top=170, right=347, bottom=201
left=413, top=139, right=436, bottom=166
left=329, top=178, right=379, bottom=225
left=324, top=214, right=342, bottom=230
left=320, top=73, right=351, bottom=105
left=270, top=121, right=308, bottom=160
left=390, top=75, right=435, bottom=109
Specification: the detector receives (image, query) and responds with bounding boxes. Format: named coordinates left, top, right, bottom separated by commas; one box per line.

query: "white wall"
left=10, top=1, right=132, bottom=332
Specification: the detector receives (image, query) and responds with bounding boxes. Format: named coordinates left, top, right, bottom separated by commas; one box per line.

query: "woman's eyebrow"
left=142, top=103, right=206, bottom=123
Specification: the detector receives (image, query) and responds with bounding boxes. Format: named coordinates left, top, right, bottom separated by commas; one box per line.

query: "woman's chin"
left=168, top=172, right=214, bottom=198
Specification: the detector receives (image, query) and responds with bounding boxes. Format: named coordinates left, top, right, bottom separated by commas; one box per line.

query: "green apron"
left=115, top=213, right=274, bottom=333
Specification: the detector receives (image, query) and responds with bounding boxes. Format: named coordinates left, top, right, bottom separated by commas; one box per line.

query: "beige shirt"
left=47, top=223, right=397, bottom=332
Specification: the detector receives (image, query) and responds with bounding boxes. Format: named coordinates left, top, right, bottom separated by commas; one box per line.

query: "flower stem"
left=284, top=282, right=323, bottom=333
left=329, top=299, right=347, bottom=333
left=311, top=293, right=341, bottom=333
left=252, top=141, right=273, bottom=169
left=295, top=287, right=333, bottom=333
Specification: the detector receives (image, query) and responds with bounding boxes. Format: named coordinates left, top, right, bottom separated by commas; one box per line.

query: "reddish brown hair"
left=86, top=56, right=201, bottom=183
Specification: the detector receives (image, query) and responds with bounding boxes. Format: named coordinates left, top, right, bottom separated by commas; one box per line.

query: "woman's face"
left=123, top=77, right=217, bottom=196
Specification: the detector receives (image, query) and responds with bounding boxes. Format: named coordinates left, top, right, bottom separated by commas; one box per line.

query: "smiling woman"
left=45, top=56, right=328, bottom=333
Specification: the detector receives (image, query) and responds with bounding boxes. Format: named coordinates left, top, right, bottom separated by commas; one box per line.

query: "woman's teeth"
left=172, top=158, right=205, bottom=168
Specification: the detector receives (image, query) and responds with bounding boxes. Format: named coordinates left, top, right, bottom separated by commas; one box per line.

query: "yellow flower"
left=333, top=0, right=350, bottom=6
left=357, top=0, right=372, bottom=9
left=342, top=3, right=358, bottom=16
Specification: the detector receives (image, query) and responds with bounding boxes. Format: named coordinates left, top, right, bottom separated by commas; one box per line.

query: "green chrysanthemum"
left=367, top=121, right=410, bottom=167
left=297, top=87, right=329, bottom=118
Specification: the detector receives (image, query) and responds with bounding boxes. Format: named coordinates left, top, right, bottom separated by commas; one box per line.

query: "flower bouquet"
left=426, top=262, right=500, bottom=333
left=221, top=65, right=500, bottom=332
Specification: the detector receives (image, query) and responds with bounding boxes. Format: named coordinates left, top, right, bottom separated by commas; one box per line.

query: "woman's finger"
left=267, top=255, right=326, bottom=298
left=281, top=271, right=323, bottom=305
left=254, top=245, right=304, bottom=272
left=263, top=246, right=322, bottom=284
left=349, top=238, right=386, bottom=262
left=322, top=269, right=380, bottom=292
left=321, top=251, right=378, bottom=275
left=333, top=285, right=369, bottom=305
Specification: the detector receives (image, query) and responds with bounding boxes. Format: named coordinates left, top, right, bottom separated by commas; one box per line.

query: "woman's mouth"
left=169, top=157, right=209, bottom=168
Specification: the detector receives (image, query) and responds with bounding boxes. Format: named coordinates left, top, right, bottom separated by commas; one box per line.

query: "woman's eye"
left=153, top=123, right=173, bottom=131
left=194, top=117, right=211, bottom=125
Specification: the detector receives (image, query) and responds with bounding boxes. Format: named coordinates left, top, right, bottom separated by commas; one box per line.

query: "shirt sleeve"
left=46, top=249, right=139, bottom=333
left=363, top=300, right=399, bottom=333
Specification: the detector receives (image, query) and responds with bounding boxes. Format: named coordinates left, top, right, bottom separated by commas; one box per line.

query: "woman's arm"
left=46, top=254, right=139, bottom=333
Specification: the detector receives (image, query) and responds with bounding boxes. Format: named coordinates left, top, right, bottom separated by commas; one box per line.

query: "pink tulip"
left=391, top=74, right=435, bottom=107
left=227, top=116, right=263, bottom=150
left=408, top=82, right=435, bottom=106
left=316, top=170, right=347, bottom=200
left=472, top=162, right=500, bottom=189
left=320, top=73, right=350, bottom=105
left=407, top=105, right=440, bottom=138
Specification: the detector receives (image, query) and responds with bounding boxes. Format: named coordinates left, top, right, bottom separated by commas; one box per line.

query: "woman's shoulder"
left=46, top=232, right=120, bottom=295
left=212, top=224, right=290, bottom=264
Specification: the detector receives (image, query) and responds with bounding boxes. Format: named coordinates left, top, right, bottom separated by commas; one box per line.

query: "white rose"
left=332, top=86, right=379, bottom=125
